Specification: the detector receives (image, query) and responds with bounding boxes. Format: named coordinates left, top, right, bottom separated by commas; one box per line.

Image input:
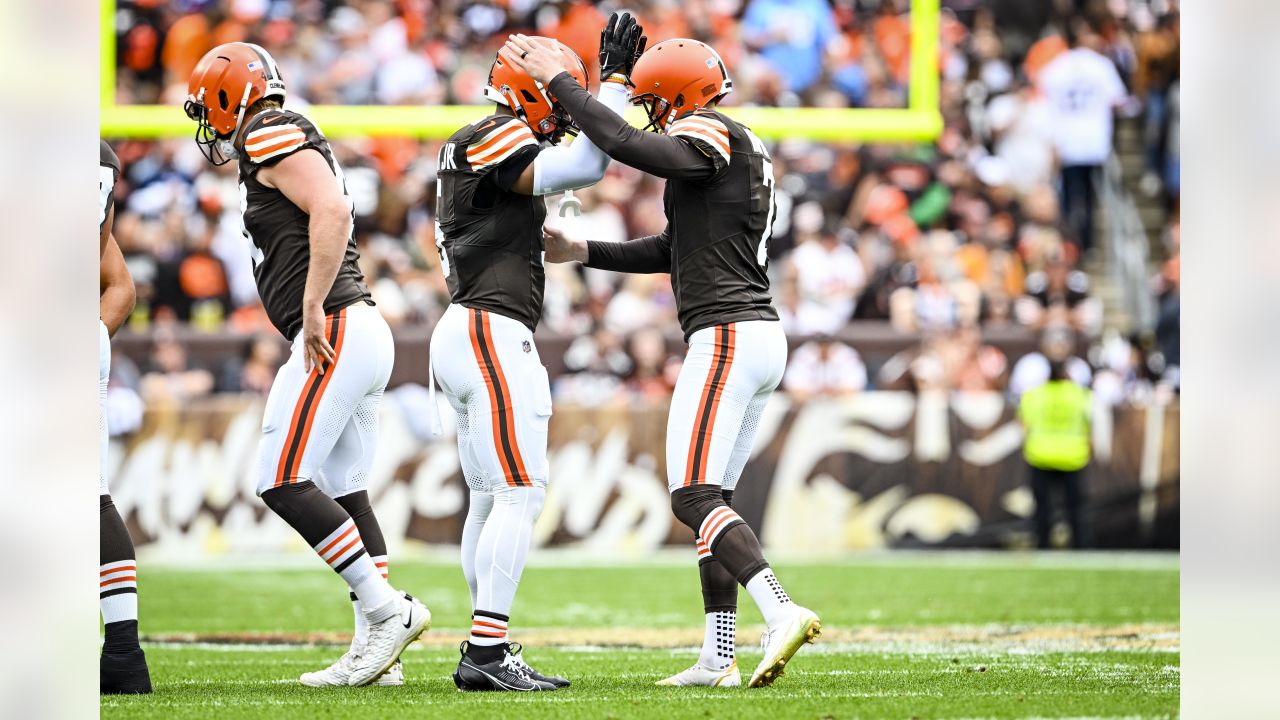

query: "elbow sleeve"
left=533, top=147, right=602, bottom=194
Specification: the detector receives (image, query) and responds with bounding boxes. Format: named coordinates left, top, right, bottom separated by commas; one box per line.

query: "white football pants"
left=254, top=302, right=393, bottom=498
left=99, top=320, right=111, bottom=495
left=666, top=320, right=787, bottom=493
left=433, top=303, right=551, bottom=622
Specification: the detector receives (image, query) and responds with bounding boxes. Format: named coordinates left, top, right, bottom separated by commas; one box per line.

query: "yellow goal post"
left=101, top=0, right=940, bottom=142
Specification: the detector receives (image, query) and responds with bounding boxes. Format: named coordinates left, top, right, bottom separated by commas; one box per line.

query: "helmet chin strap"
left=233, top=81, right=253, bottom=139
left=504, top=85, right=527, bottom=122
left=211, top=82, right=255, bottom=165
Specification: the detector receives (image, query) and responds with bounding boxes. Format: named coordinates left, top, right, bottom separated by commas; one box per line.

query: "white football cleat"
left=299, top=650, right=357, bottom=687
left=748, top=605, right=821, bottom=688
left=374, top=660, right=404, bottom=686
left=299, top=653, right=403, bottom=687
left=656, top=660, right=741, bottom=687
left=347, top=594, right=430, bottom=687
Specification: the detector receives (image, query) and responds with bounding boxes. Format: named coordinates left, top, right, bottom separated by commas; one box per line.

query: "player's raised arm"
left=504, top=31, right=717, bottom=182
left=258, top=148, right=352, bottom=373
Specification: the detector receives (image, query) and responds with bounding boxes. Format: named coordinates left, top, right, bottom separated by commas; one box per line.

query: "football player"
left=185, top=43, right=426, bottom=687
left=505, top=32, right=822, bottom=688
left=100, top=139, right=151, bottom=695
left=430, top=17, right=641, bottom=692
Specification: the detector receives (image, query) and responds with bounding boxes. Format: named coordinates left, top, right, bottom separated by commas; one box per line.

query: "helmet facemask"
left=500, top=82, right=577, bottom=146
left=184, top=83, right=251, bottom=166
left=633, top=93, right=674, bottom=133
left=544, top=98, right=580, bottom=145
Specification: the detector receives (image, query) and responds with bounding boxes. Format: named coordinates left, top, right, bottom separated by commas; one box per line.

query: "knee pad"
left=524, top=487, right=546, bottom=522
left=260, top=481, right=350, bottom=547
left=100, top=494, right=136, bottom=565
left=490, top=485, right=546, bottom=521
left=671, top=485, right=727, bottom=533
left=675, top=486, right=764, bottom=585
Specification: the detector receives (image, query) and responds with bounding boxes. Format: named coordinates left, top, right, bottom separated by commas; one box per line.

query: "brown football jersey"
left=547, top=75, right=779, bottom=341
left=234, top=108, right=372, bottom=340
left=433, top=114, right=545, bottom=332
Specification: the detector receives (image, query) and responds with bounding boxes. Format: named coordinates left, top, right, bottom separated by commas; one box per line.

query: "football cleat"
left=346, top=593, right=430, bottom=687
left=656, top=660, right=741, bottom=687
left=452, top=642, right=557, bottom=692
left=300, top=651, right=403, bottom=687
left=100, top=647, right=153, bottom=695
left=508, top=641, right=570, bottom=688
left=375, top=659, right=405, bottom=686
left=748, top=605, right=821, bottom=688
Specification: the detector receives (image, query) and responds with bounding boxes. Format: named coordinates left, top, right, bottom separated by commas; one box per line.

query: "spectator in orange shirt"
left=539, top=1, right=606, bottom=83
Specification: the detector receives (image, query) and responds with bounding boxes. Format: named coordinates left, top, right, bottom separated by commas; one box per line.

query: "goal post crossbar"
left=101, top=0, right=940, bottom=142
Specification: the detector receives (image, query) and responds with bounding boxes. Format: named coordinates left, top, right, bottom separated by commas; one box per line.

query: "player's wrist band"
left=604, top=73, right=629, bottom=85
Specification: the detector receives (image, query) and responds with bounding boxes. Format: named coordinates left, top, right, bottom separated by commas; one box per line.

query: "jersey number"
left=239, top=182, right=265, bottom=268
left=238, top=137, right=354, bottom=271
left=434, top=143, right=456, bottom=278
left=99, top=166, right=116, bottom=226
left=745, top=129, right=776, bottom=266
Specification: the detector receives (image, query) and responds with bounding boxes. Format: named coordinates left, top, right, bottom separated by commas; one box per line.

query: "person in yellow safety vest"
left=1018, top=359, right=1092, bottom=549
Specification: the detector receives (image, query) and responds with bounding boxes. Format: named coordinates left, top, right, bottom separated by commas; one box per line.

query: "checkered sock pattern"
left=698, top=611, right=736, bottom=671
left=744, top=568, right=794, bottom=625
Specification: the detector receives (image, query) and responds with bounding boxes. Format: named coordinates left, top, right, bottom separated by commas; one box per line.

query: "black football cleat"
left=508, top=641, right=570, bottom=688
left=452, top=641, right=556, bottom=692
left=100, top=646, right=153, bottom=694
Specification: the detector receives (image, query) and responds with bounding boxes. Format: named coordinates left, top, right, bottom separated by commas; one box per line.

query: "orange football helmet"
left=185, top=42, right=287, bottom=165
left=630, top=39, right=733, bottom=132
left=484, top=38, right=588, bottom=143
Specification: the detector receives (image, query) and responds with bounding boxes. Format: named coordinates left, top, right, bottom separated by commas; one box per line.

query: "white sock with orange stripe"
left=311, top=519, right=397, bottom=619
left=100, top=494, right=141, bottom=651
left=469, top=610, right=509, bottom=647
left=349, top=555, right=388, bottom=649
left=334, top=490, right=390, bottom=649
left=100, top=559, right=138, bottom=625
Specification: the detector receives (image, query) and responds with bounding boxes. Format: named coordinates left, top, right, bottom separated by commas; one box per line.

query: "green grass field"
left=102, top=552, right=1179, bottom=719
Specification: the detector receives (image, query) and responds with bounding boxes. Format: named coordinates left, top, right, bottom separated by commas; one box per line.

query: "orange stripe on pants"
left=467, top=309, right=530, bottom=486
left=685, top=324, right=736, bottom=486
left=274, top=308, right=348, bottom=487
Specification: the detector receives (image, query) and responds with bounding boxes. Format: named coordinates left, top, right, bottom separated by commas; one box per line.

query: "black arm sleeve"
left=586, top=230, right=672, bottom=274
left=548, top=73, right=716, bottom=182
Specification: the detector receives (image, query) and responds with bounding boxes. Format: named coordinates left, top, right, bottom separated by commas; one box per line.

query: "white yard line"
left=137, top=547, right=1180, bottom=572
left=143, top=623, right=1179, bottom=655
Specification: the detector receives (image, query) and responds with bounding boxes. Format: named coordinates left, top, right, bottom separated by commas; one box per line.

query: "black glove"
left=599, top=11, right=646, bottom=81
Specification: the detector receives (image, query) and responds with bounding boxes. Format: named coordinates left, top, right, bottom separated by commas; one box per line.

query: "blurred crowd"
left=106, top=0, right=1180, bottom=411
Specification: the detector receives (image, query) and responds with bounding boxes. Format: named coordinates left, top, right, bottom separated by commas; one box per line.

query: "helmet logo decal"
left=246, top=60, right=262, bottom=72
left=705, top=58, right=716, bottom=68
